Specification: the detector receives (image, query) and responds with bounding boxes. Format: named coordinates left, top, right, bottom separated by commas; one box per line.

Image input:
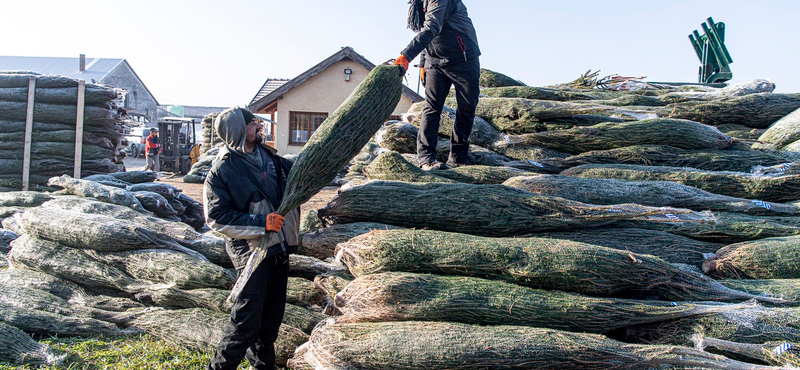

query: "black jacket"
left=401, top=0, right=480, bottom=68
left=203, top=144, right=300, bottom=261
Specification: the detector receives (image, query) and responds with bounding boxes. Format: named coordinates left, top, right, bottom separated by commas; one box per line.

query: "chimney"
left=79, top=54, right=86, bottom=72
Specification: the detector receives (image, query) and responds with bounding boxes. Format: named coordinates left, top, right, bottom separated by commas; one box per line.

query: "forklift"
left=157, top=117, right=197, bottom=175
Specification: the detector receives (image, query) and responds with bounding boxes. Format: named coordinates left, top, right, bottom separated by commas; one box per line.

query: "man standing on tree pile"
left=394, top=0, right=481, bottom=171
left=144, top=127, right=161, bottom=171
left=204, top=107, right=300, bottom=370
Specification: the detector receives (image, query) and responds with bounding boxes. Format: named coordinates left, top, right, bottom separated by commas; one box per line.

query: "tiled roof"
left=249, top=79, right=291, bottom=106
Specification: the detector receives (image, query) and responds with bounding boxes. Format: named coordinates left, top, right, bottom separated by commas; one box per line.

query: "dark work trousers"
left=208, top=243, right=289, bottom=370
left=417, top=58, right=481, bottom=164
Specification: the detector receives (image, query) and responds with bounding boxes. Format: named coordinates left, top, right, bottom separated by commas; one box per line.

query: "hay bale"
left=88, top=248, right=235, bottom=290
left=301, top=222, right=402, bottom=260
left=299, top=321, right=777, bottom=370
left=8, top=235, right=167, bottom=294
left=703, top=235, right=800, bottom=279
left=335, top=272, right=753, bottom=332
left=47, top=175, right=147, bottom=212
left=129, top=308, right=308, bottom=367
left=624, top=306, right=800, bottom=346
left=536, top=228, right=722, bottom=266
left=720, top=279, right=800, bottom=303
left=504, top=174, right=799, bottom=216
left=319, top=181, right=712, bottom=237
left=0, top=322, right=65, bottom=366
left=479, top=68, right=525, bottom=87
left=506, top=118, right=732, bottom=154
left=656, top=93, right=800, bottom=128
left=560, top=145, right=787, bottom=172
left=562, top=163, right=800, bottom=203
left=695, top=336, right=800, bottom=367
left=336, top=229, right=775, bottom=303
left=622, top=212, right=800, bottom=244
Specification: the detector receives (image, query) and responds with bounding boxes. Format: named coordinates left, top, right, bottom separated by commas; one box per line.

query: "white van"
left=124, top=127, right=150, bottom=158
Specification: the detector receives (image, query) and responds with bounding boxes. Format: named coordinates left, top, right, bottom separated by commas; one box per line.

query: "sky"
left=2, top=0, right=798, bottom=107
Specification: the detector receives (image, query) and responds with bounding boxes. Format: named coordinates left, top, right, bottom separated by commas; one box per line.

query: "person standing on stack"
left=204, top=107, right=300, bottom=370
left=144, top=128, right=161, bottom=171
left=394, top=0, right=481, bottom=170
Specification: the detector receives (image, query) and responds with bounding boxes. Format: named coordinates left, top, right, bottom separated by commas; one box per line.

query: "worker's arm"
left=204, top=168, right=270, bottom=240
left=400, top=0, right=454, bottom=62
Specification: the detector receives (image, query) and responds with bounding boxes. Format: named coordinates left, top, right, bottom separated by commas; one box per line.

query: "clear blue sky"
left=3, top=0, right=798, bottom=107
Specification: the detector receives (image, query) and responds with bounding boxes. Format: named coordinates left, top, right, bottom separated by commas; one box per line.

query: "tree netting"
left=559, top=145, right=787, bottom=173
left=0, top=301, right=137, bottom=338
left=623, top=306, right=800, bottom=346
left=296, top=320, right=784, bottom=370
left=403, top=102, right=503, bottom=148
left=561, top=164, right=800, bottom=203
left=720, top=279, right=800, bottom=303
left=335, top=272, right=755, bottom=332
left=47, top=175, right=147, bottom=212
left=702, top=235, right=800, bottom=279
left=694, top=335, right=800, bottom=367
left=503, top=174, right=798, bottom=216
left=318, top=181, right=713, bottom=237
left=758, top=107, right=800, bottom=148
left=0, top=73, right=127, bottom=188
left=364, top=151, right=543, bottom=185
left=503, top=118, right=732, bottom=154
left=619, top=212, right=800, bottom=244
left=717, top=124, right=766, bottom=140
left=335, top=229, right=779, bottom=303
left=300, top=222, right=401, bottom=260
left=128, top=307, right=308, bottom=367
left=535, top=227, right=722, bottom=267
left=0, top=322, right=65, bottom=366
left=655, top=93, right=800, bottom=129
left=478, top=68, right=526, bottom=88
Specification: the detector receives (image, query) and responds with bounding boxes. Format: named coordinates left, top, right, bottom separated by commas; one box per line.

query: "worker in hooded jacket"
left=395, top=0, right=480, bottom=171
left=204, top=107, right=300, bottom=370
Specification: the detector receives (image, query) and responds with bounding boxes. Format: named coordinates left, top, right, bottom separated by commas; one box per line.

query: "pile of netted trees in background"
left=0, top=172, right=339, bottom=367
left=0, top=72, right=129, bottom=192
left=286, top=70, right=800, bottom=369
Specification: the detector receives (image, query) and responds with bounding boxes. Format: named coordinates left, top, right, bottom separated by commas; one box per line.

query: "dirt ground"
left=124, top=155, right=340, bottom=215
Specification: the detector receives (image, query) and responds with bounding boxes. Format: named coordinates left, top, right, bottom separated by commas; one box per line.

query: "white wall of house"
left=273, top=60, right=416, bottom=155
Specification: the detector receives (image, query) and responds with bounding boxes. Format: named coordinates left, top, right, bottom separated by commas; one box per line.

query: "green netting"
left=478, top=68, right=525, bottom=88
left=621, top=212, right=800, bottom=244
left=47, top=175, right=146, bottom=212
left=695, top=336, right=800, bottom=367
left=87, top=248, right=235, bottom=290
left=505, top=118, right=732, bottom=154
left=504, top=174, right=798, bottom=216
left=562, top=164, right=800, bottom=203
left=301, top=222, right=402, bottom=260
left=656, top=93, right=800, bottom=129
left=299, top=320, right=782, bottom=370
left=0, top=321, right=65, bottom=366
left=336, top=272, right=755, bottom=332
left=336, top=229, right=775, bottom=303
left=128, top=307, right=308, bottom=367
left=536, top=228, right=722, bottom=266
left=624, top=306, right=800, bottom=346
left=318, top=181, right=712, bottom=237
left=720, top=279, right=800, bottom=304
left=703, top=235, right=800, bottom=279
left=560, top=145, right=787, bottom=172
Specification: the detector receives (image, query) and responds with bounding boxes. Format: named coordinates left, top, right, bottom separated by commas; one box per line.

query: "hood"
left=214, top=107, right=248, bottom=154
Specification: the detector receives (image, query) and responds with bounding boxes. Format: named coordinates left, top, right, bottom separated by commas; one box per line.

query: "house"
left=0, top=54, right=159, bottom=123
left=248, top=47, right=423, bottom=155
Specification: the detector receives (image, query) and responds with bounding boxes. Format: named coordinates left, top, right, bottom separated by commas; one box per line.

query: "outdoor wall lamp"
left=344, top=68, right=352, bottom=81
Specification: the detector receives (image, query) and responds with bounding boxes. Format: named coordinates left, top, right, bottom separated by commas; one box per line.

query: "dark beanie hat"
left=240, top=108, right=256, bottom=124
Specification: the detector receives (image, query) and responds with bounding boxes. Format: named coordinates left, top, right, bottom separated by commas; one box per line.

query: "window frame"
left=288, top=111, right=329, bottom=146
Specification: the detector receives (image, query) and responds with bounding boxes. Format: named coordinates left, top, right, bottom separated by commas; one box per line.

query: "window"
left=289, top=111, right=328, bottom=145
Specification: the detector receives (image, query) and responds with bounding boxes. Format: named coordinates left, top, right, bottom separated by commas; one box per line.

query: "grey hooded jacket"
left=401, top=0, right=480, bottom=68
left=203, top=107, right=300, bottom=263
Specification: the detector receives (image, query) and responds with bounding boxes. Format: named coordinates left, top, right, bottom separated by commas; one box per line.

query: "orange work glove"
left=265, top=213, right=285, bottom=233
left=420, top=67, right=426, bottom=86
left=394, top=55, right=410, bottom=72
